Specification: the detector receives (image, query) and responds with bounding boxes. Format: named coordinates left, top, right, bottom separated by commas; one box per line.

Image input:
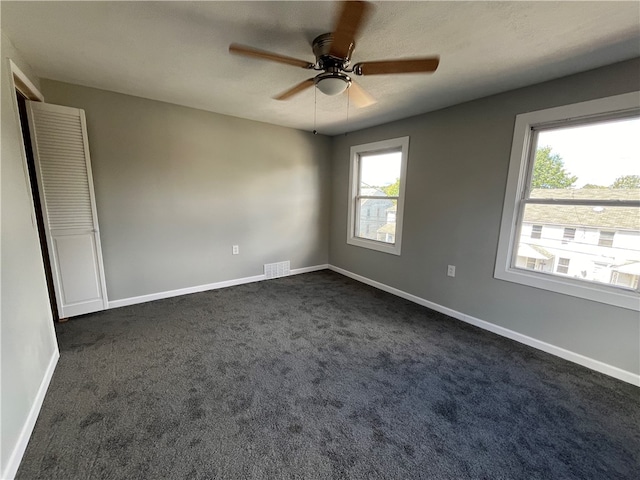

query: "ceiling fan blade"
left=329, top=1, right=373, bottom=59
left=348, top=81, right=376, bottom=108
left=274, top=78, right=315, bottom=100
left=354, top=57, right=440, bottom=75
left=229, top=43, right=314, bottom=69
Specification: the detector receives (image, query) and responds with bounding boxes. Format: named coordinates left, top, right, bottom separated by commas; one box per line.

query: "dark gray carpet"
left=16, top=271, right=639, bottom=479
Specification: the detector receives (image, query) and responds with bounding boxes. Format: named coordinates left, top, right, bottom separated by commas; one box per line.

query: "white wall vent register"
left=264, top=261, right=291, bottom=279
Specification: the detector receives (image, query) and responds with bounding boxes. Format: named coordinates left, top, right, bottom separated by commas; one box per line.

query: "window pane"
left=598, top=231, right=615, bottom=247
left=515, top=203, right=640, bottom=289
left=359, top=151, right=401, bottom=197
left=563, top=227, right=576, bottom=243
left=530, top=116, right=640, bottom=200
left=557, top=258, right=570, bottom=274
left=356, top=198, right=396, bottom=244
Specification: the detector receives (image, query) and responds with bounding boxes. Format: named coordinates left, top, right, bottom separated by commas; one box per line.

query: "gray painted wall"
left=1, top=32, right=58, bottom=476
left=40, top=80, right=331, bottom=301
left=329, top=58, right=640, bottom=375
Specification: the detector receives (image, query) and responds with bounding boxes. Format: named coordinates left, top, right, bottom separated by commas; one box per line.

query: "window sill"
left=347, top=236, right=401, bottom=255
left=494, top=266, right=639, bottom=311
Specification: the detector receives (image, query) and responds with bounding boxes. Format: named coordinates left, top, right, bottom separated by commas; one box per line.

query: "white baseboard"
left=291, top=264, right=329, bottom=275
left=108, top=264, right=329, bottom=309
left=328, top=265, right=640, bottom=387
left=108, top=274, right=266, bottom=309
left=3, top=349, right=60, bottom=480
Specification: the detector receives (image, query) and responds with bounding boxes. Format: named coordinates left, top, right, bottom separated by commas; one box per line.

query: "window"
left=495, top=92, right=640, bottom=311
left=347, top=137, right=409, bottom=255
left=531, top=225, right=543, bottom=239
left=556, top=258, right=570, bottom=274
left=526, top=258, right=537, bottom=270
left=598, top=231, right=615, bottom=247
left=562, top=227, right=576, bottom=243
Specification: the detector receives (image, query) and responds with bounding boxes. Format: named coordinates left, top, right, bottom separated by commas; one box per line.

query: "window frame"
left=494, top=91, right=640, bottom=311
left=347, top=136, right=409, bottom=255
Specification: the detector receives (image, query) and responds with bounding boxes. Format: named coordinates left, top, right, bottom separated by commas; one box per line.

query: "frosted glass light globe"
left=316, top=77, right=348, bottom=96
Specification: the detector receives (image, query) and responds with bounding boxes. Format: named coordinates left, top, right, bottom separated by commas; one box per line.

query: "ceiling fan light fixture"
left=315, top=73, right=351, bottom=96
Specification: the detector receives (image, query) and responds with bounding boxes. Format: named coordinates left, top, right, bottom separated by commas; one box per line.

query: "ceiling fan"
left=229, top=0, right=440, bottom=108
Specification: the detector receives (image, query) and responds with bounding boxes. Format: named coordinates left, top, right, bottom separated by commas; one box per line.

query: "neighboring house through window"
left=494, top=91, right=640, bottom=311
left=347, top=137, right=409, bottom=255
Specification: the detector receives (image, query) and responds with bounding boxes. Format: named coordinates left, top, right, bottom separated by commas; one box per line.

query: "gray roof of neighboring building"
left=525, top=188, right=639, bottom=231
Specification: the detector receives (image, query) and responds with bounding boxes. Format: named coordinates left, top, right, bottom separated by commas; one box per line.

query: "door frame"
left=8, top=59, right=44, bottom=214
left=7, top=59, right=59, bottom=321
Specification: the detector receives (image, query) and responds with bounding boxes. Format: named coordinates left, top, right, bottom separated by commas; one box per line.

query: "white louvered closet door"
left=26, top=101, right=108, bottom=318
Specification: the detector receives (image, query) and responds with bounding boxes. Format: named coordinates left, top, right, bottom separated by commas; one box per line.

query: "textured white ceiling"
left=2, top=1, right=639, bottom=135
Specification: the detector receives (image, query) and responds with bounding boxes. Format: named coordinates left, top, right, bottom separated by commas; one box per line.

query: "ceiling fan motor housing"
left=312, top=33, right=354, bottom=70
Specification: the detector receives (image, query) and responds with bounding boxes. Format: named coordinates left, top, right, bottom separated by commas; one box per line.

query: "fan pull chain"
left=313, top=87, right=318, bottom=135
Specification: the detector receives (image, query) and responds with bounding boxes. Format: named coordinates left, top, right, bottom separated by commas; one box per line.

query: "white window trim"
left=494, top=91, right=640, bottom=311
left=347, top=136, right=409, bottom=255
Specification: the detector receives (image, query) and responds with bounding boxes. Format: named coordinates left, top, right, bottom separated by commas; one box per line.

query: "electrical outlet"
left=447, top=265, right=456, bottom=277
left=232, top=245, right=239, bottom=255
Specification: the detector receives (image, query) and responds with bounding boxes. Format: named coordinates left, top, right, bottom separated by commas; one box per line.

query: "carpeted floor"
left=16, top=271, right=640, bottom=479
